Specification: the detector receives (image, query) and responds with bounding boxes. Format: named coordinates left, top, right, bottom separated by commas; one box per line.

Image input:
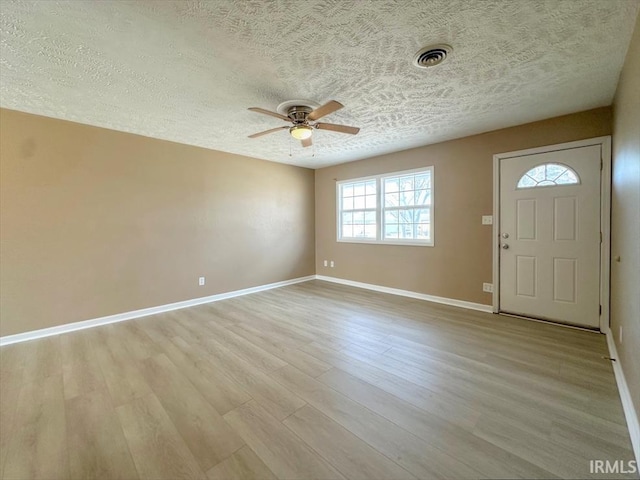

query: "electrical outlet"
left=482, top=215, right=493, bottom=225
left=483, top=283, right=493, bottom=293
left=323, top=260, right=328, bottom=267
left=198, top=277, right=205, bottom=286
left=619, top=326, right=623, bottom=344
left=330, top=261, right=335, bottom=268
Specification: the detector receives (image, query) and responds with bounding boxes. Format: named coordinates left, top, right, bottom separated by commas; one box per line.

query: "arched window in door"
left=516, top=163, right=580, bottom=189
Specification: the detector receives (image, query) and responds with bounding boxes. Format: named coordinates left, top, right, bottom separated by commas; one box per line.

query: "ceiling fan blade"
left=301, top=137, right=312, bottom=148
left=315, top=123, right=360, bottom=135
left=307, top=100, right=343, bottom=121
left=248, top=107, right=291, bottom=122
left=248, top=126, right=289, bottom=138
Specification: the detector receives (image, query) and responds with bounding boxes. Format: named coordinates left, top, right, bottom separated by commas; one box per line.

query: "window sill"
left=337, top=238, right=434, bottom=247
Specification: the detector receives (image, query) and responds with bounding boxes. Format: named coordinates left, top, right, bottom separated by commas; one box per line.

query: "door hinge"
left=600, top=231, right=603, bottom=243
left=599, top=304, right=602, bottom=315
left=600, top=158, right=603, bottom=170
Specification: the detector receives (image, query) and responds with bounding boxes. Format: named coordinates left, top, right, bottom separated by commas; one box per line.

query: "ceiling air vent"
left=413, top=44, right=452, bottom=68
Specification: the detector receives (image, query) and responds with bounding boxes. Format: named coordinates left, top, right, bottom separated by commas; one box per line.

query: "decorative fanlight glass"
left=517, top=163, right=580, bottom=189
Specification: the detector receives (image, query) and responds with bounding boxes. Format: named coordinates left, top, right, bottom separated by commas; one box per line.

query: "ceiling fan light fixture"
left=289, top=125, right=313, bottom=140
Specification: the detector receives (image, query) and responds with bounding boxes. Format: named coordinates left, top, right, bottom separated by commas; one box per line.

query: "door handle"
left=502, top=243, right=509, bottom=249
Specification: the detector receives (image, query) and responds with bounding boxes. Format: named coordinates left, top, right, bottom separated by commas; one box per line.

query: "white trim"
left=336, top=238, right=434, bottom=247
left=315, top=275, right=493, bottom=313
left=0, top=275, right=316, bottom=346
left=492, top=136, right=612, bottom=332
left=335, top=166, right=434, bottom=184
left=493, top=136, right=612, bottom=160
left=606, top=331, right=640, bottom=463
left=599, top=136, right=612, bottom=334
left=492, top=152, right=501, bottom=313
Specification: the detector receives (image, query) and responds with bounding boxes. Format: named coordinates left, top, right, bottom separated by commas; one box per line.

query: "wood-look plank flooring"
left=0, top=280, right=636, bottom=479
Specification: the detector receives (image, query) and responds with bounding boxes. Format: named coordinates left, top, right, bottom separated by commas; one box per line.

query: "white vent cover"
left=413, top=44, right=453, bottom=68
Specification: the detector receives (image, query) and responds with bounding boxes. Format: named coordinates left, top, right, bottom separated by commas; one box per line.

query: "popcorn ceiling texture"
left=1, top=0, right=638, bottom=168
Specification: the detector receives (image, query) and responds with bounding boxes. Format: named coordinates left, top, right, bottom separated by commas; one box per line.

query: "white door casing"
left=494, top=139, right=610, bottom=330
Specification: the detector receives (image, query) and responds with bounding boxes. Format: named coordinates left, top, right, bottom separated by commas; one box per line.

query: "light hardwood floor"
left=0, top=280, right=636, bottom=479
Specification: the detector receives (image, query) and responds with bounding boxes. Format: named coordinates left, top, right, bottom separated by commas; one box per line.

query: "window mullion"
left=378, top=177, right=383, bottom=241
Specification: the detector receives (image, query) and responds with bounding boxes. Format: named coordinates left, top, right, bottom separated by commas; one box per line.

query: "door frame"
left=492, top=136, right=612, bottom=333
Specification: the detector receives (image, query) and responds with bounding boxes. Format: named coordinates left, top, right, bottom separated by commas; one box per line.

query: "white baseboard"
left=315, top=275, right=493, bottom=313
left=606, top=332, right=640, bottom=463
left=0, top=275, right=316, bottom=346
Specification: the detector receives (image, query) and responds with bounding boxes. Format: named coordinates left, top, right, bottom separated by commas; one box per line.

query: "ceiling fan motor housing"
left=286, top=105, right=313, bottom=124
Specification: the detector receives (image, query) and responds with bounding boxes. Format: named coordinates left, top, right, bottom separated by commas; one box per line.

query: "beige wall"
left=611, top=13, right=640, bottom=422
left=315, top=107, right=612, bottom=305
left=0, top=109, right=315, bottom=337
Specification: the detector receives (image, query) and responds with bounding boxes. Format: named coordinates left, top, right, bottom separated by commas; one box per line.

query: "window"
left=517, top=163, right=579, bottom=189
left=339, top=179, right=377, bottom=240
left=337, top=167, right=433, bottom=246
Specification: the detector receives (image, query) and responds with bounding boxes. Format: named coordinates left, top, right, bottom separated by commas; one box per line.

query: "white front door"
left=499, top=145, right=601, bottom=328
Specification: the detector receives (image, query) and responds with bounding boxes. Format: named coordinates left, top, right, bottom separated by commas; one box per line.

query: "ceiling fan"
left=248, top=100, right=360, bottom=148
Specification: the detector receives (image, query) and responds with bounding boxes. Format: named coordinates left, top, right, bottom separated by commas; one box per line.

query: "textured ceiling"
left=1, top=1, right=638, bottom=168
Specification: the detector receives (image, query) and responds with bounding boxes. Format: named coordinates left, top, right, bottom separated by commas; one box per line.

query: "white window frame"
left=336, top=166, right=434, bottom=247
